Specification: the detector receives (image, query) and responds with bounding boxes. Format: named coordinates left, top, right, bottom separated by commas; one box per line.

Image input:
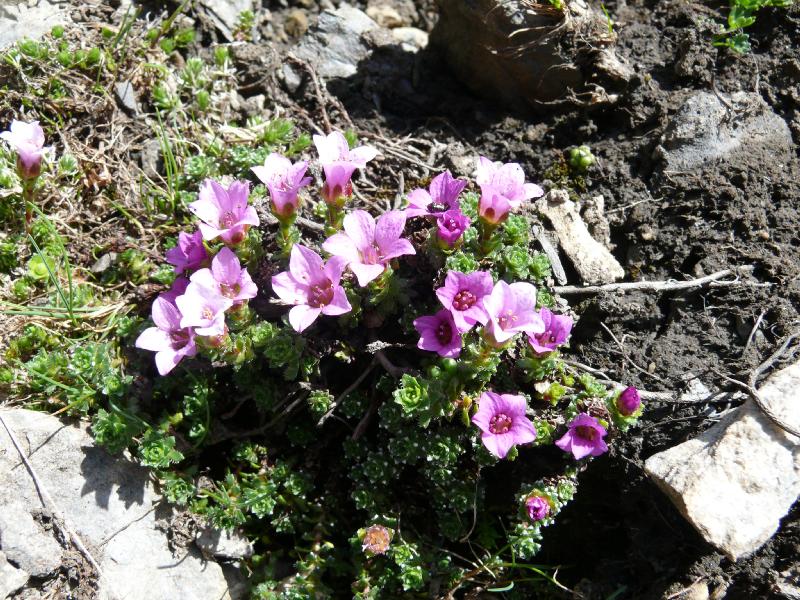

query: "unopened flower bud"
left=525, top=495, right=550, bottom=522
left=617, top=386, right=641, bottom=416
left=360, top=524, right=393, bottom=557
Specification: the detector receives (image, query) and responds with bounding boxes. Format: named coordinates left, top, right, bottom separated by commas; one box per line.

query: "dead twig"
left=553, top=267, right=767, bottom=296
left=0, top=412, right=104, bottom=576
left=318, top=361, right=377, bottom=426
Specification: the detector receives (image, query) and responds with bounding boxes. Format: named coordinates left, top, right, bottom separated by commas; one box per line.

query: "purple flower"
left=413, top=309, right=462, bottom=358
left=476, top=156, right=543, bottom=224
left=525, top=496, right=550, bottom=522
left=161, top=277, right=189, bottom=304
left=436, top=209, right=471, bottom=248
left=405, top=170, right=467, bottom=218
left=189, top=247, right=258, bottom=304
left=555, top=413, right=608, bottom=459
left=271, top=244, right=352, bottom=333
left=166, top=230, right=208, bottom=275
left=483, top=281, right=545, bottom=345
left=175, top=279, right=233, bottom=337
left=527, top=307, right=573, bottom=354
left=189, top=179, right=259, bottom=245
left=135, top=294, right=197, bottom=376
left=471, top=391, right=537, bottom=458
left=313, top=131, right=378, bottom=205
left=322, top=209, right=415, bottom=287
left=251, top=153, right=312, bottom=219
left=617, top=386, right=641, bottom=416
left=435, top=270, right=493, bottom=333
left=1, top=120, right=47, bottom=179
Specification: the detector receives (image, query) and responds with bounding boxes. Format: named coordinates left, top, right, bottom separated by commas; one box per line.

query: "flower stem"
left=325, top=203, right=344, bottom=236
left=22, top=177, right=36, bottom=234
left=477, top=219, right=498, bottom=256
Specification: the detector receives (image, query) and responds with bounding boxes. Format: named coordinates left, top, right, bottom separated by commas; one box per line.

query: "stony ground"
left=0, top=0, right=798, bottom=598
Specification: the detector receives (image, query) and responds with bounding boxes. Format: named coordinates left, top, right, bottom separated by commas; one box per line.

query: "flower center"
left=452, top=290, right=477, bottom=311
left=443, top=217, right=459, bottom=231
left=361, top=243, right=382, bottom=265
left=489, top=413, right=513, bottom=434
left=498, top=309, right=518, bottom=330
left=575, top=425, right=597, bottom=441
left=308, top=282, right=334, bottom=308
left=220, top=211, right=237, bottom=229
left=201, top=306, right=215, bottom=321
left=219, top=283, right=240, bottom=299
left=430, top=201, right=448, bottom=214
left=435, top=320, right=453, bottom=345
left=170, top=330, right=190, bottom=347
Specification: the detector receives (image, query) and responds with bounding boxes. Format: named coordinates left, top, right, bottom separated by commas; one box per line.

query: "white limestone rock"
left=536, top=189, right=625, bottom=284
left=0, top=504, right=63, bottom=577
left=0, top=551, right=29, bottom=600
left=0, top=0, right=70, bottom=49
left=0, top=409, right=245, bottom=600
left=645, top=360, right=800, bottom=561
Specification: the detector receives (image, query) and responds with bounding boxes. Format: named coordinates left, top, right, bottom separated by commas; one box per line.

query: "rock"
left=0, top=0, right=70, bottom=49
left=90, top=252, right=118, bottom=275
left=284, top=9, right=308, bottom=37
left=197, top=0, right=254, bottom=42
left=284, top=5, right=380, bottom=85
left=431, top=0, right=632, bottom=111
left=0, top=409, right=244, bottom=600
left=196, top=526, right=254, bottom=560
left=114, top=80, right=139, bottom=115
left=392, top=27, right=429, bottom=52
left=0, top=504, right=63, bottom=577
left=654, top=91, right=793, bottom=172
left=536, top=190, right=625, bottom=284
left=644, top=359, right=800, bottom=561
left=663, top=581, right=709, bottom=600
left=580, top=195, right=612, bottom=248
left=366, top=4, right=404, bottom=28
left=0, top=551, right=28, bottom=599
left=776, top=566, right=800, bottom=600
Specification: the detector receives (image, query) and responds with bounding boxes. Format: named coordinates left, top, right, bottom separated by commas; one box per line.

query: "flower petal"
left=271, top=271, right=307, bottom=305
left=289, top=304, right=321, bottom=333
left=135, top=327, right=172, bottom=352
left=380, top=238, right=416, bottom=261
left=343, top=210, right=376, bottom=252
left=321, top=286, right=351, bottom=316
left=481, top=432, right=515, bottom=459
left=151, top=296, right=182, bottom=331
left=290, top=244, right=325, bottom=286
left=375, top=210, right=408, bottom=250
left=322, top=233, right=360, bottom=264
left=349, top=262, right=385, bottom=287
left=211, top=247, right=241, bottom=285
left=323, top=255, right=350, bottom=285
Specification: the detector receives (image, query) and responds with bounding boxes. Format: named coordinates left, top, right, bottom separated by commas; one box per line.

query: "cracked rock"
left=0, top=409, right=245, bottom=600
left=0, top=551, right=28, bottom=599
left=0, top=504, right=63, bottom=577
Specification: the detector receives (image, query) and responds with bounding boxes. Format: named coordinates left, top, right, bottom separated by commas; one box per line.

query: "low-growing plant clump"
left=0, top=14, right=646, bottom=599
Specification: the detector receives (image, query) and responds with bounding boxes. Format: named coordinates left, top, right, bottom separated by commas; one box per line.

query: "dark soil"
left=261, top=0, right=800, bottom=597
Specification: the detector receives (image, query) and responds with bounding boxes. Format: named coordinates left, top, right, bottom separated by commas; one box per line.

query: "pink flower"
left=175, top=279, right=233, bottom=337
left=271, top=244, right=352, bottom=333
left=188, top=179, right=259, bottom=245
left=436, top=209, right=471, bottom=248
left=135, top=293, right=197, bottom=376
left=313, top=131, right=378, bottom=205
left=166, top=230, right=208, bottom=275
left=555, top=413, right=608, bottom=459
left=251, top=153, right=312, bottom=219
left=405, top=170, right=467, bottom=218
left=525, top=496, right=550, bottom=522
left=471, top=391, right=537, bottom=458
left=475, top=156, right=543, bottom=224
left=413, top=309, right=462, bottom=358
left=161, top=277, right=189, bottom=304
left=322, top=210, right=415, bottom=287
left=483, top=281, right=545, bottom=345
left=189, top=247, right=258, bottom=304
left=527, top=307, right=573, bottom=354
left=435, top=270, right=493, bottom=333
left=1, top=120, right=47, bottom=179
left=617, top=386, right=641, bottom=416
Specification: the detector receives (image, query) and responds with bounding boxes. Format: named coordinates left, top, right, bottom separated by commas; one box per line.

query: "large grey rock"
left=645, top=360, right=800, bottom=561
left=283, top=5, right=380, bottom=90
left=0, top=504, right=62, bottom=577
left=0, top=551, right=28, bottom=599
left=431, top=0, right=632, bottom=111
left=655, top=91, right=793, bottom=172
left=0, top=409, right=244, bottom=600
left=0, top=0, right=70, bottom=49
left=536, top=189, right=625, bottom=284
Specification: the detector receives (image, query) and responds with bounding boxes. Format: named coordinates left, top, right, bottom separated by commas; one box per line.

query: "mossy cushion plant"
left=2, top=115, right=643, bottom=597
